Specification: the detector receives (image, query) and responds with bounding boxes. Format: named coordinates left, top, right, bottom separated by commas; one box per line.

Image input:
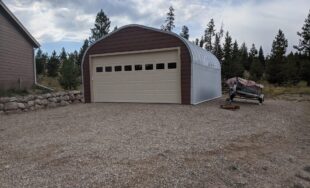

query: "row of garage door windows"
left=96, top=62, right=177, bottom=73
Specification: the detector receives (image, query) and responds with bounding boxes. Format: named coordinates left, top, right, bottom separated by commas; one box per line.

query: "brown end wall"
left=82, top=26, right=191, bottom=104
left=0, top=7, right=35, bottom=90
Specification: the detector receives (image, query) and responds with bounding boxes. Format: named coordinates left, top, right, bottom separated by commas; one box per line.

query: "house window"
left=135, top=64, right=143, bottom=71
left=156, top=63, right=165, bottom=70
left=124, top=65, right=132, bottom=71
left=105, top=66, right=112, bottom=72
left=96, top=67, right=103, bottom=72
left=145, top=64, right=153, bottom=70
left=168, top=62, right=177, bottom=69
left=115, top=66, right=122, bottom=72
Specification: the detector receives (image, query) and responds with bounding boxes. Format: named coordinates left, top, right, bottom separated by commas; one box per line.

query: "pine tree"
left=35, top=49, right=45, bottom=75
left=294, top=10, right=310, bottom=56
left=78, top=39, right=89, bottom=74
left=47, top=51, right=60, bottom=77
left=59, top=47, right=67, bottom=63
left=271, top=29, right=288, bottom=60
left=250, top=59, right=264, bottom=81
left=195, top=38, right=199, bottom=46
left=222, top=32, right=233, bottom=79
left=161, top=6, right=175, bottom=32
left=204, top=19, right=215, bottom=51
left=180, top=25, right=189, bottom=39
left=239, top=42, right=249, bottom=71
left=199, top=36, right=204, bottom=48
left=247, top=44, right=258, bottom=70
left=266, top=30, right=288, bottom=84
left=90, top=9, right=111, bottom=43
left=58, top=58, right=80, bottom=90
left=212, top=25, right=224, bottom=61
left=258, top=46, right=265, bottom=68
left=212, top=33, right=223, bottom=61
left=231, top=40, right=244, bottom=77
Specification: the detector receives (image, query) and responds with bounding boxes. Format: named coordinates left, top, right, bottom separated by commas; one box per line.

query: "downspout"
left=33, top=48, right=54, bottom=91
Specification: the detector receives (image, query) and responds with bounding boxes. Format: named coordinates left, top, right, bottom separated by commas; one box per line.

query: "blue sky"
left=3, top=0, right=310, bottom=55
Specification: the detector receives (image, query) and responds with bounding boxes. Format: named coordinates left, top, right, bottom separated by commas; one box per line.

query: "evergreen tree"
left=47, top=51, right=60, bottom=77
left=199, top=36, right=204, bottom=48
left=258, top=46, right=265, bottom=68
left=58, top=58, right=80, bottom=90
left=180, top=25, right=189, bottom=39
left=212, top=33, right=223, bottom=61
left=195, top=38, right=199, bottom=46
left=247, top=44, right=258, bottom=70
left=239, top=42, right=249, bottom=71
left=250, top=59, right=264, bottom=81
left=59, top=47, right=67, bottom=63
left=294, top=10, right=310, bottom=56
left=271, top=29, right=288, bottom=60
left=204, top=19, right=215, bottom=51
left=222, top=32, right=233, bottom=79
left=35, top=48, right=45, bottom=75
left=266, top=30, right=288, bottom=84
left=77, top=39, right=89, bottom=74
left=231, top=40, right=244, bottom=77
left=161, top=6, right=175, bottom=32
left=113, top=26, right=118, bottom=31
left=90, top=9, right=111, bottom=43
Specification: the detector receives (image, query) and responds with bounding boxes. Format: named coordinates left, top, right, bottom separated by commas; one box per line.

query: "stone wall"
left=0, top=91, right=83, bottom=114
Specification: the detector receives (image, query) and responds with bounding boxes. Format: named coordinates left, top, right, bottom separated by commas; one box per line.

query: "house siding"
left=0, top=7, right=34, bottom=90
left=83, top=26, right=192, bottom=104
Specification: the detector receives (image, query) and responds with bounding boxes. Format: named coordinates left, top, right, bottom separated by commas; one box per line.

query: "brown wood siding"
left=83, top=26, right=191, bottom=104
left=0, top=7, right=34, bottom=89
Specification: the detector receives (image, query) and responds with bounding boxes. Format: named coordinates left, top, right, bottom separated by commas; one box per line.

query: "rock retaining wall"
left=0, top=91, right=83, bottom=114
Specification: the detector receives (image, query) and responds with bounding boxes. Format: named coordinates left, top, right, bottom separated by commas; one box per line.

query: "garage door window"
left=135, top=65, right=143, bottom=71
left=145, top=64, right=153, bottom=70
left=115, top=66, right=122, bottom=72
left=125, top=65, right=132, bottom=71
left=105, top=66, right=112, bottom=72
left=168, top=62, right=177, bottom=69
left=96, top=67, right=103, bottom=72
left=156, top=63, right=165, bottom=70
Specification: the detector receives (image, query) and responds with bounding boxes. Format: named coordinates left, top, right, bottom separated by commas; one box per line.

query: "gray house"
left=0, top=0, right=40, bottom=90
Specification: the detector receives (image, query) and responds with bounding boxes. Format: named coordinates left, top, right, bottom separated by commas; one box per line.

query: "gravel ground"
left=0, top=97, right=310, bottom=188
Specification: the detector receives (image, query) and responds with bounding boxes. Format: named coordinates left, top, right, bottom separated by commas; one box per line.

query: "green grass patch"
left=0, top=89, right=29, bottom=97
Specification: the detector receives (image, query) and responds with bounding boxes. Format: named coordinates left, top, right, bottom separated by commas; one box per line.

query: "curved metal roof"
left=82, top=24, right=221, bottom=77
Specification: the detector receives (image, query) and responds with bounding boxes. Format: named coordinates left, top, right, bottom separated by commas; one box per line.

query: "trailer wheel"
left=258, top=95, right=264, bottom=104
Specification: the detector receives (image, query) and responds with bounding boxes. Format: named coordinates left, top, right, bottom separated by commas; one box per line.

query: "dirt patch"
left=0, top=97, right=309, bottom=187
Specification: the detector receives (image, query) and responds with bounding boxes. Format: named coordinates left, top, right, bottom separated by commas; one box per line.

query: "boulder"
left=55, top=97, right=61, bottom=102
left=0, top=97, right=10, bottom=103
left=43, top=93, right=52, bottom=99
left=4, top=102, right=18, bottom=111
left=48, top=97, right=57, bottom=103
left=9, top=97, right=17, bottom=102
left=27, top=100, right=35, bottom=107
left=36, top=95, right=43, bottom=100
left=0, top=103, right=3, bottom=110
left=35, top=99, right=42, bottom=105
left=34, top=104, right=43, bottom=110
left=24, top=95, right=35, bottom=101
left=41, top=99, right=48, bottom=105
left=60, top=101, right=69, bottom=106
left=17, top=103, right=26, bottom=109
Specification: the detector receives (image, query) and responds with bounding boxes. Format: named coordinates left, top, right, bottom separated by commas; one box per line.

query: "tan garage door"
left=90, top=48, right=181, bottom=103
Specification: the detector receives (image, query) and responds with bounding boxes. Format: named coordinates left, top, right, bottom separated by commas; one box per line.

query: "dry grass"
left=37, top=75, right=63, bottom=91
left=263, top=81, right=310, bottom=97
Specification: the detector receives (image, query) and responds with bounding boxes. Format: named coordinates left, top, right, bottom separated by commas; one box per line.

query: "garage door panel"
left=91, top=49, right=181, bottom=103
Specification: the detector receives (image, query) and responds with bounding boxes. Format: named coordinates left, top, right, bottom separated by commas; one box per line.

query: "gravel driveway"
left=0, top=98, right=310, bottom=188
